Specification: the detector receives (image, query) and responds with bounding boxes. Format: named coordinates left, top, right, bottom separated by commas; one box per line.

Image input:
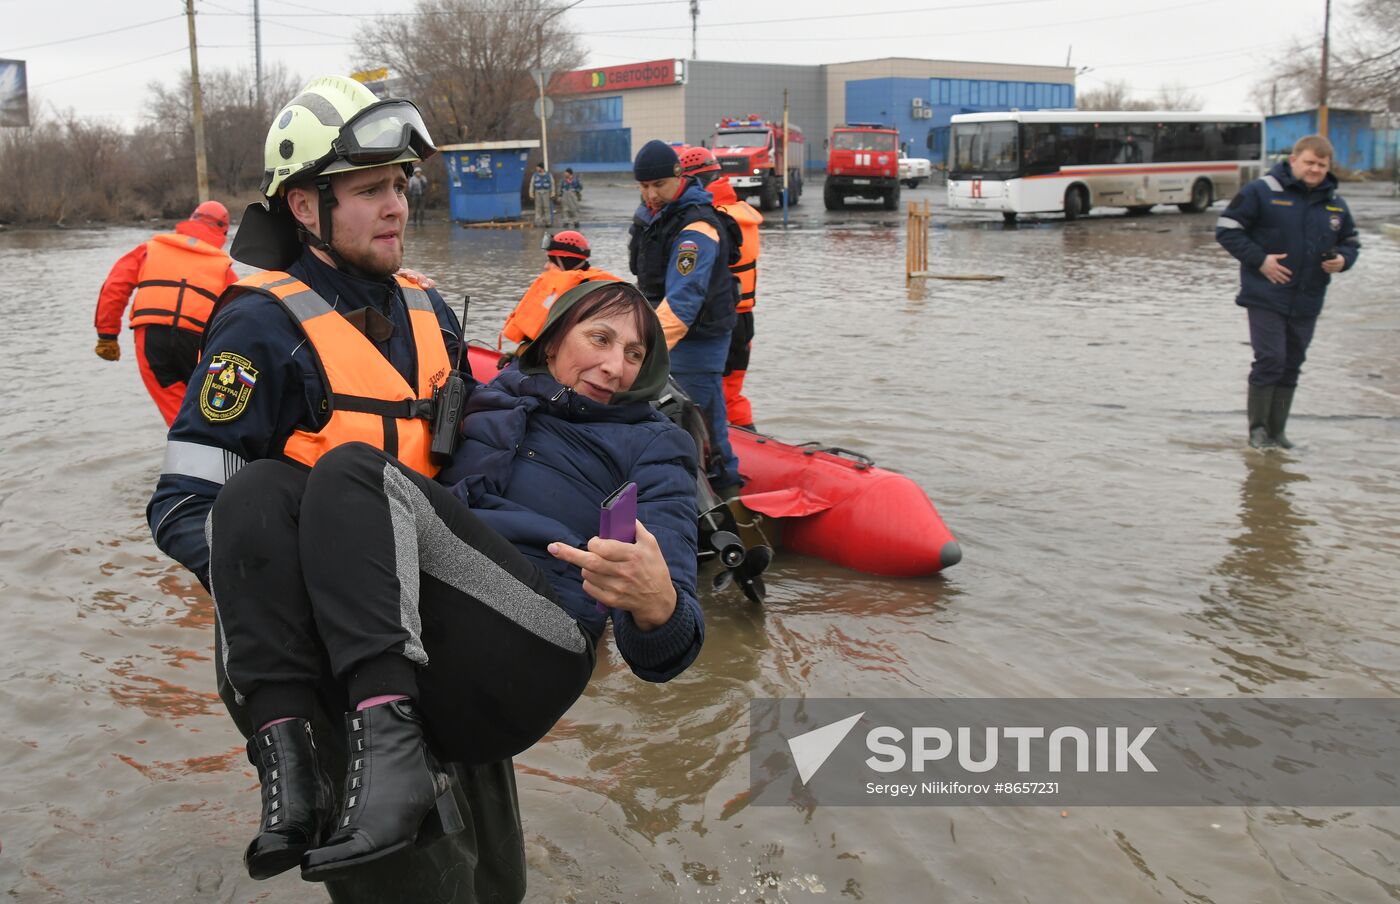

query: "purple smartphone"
left=598, top=482, right=638, bottom=543
left=595, top=482, right=637, bottom=614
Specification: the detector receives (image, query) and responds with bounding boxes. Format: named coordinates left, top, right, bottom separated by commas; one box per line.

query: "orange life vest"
left=231, top=271, right=452, bottom=477
left=129, top=232, right=232, bottom=332
left=498, top=265, right=621, bottom=347
left=717, top=201, right=762, bottom=313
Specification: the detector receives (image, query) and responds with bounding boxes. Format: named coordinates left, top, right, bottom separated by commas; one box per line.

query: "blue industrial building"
left=1264, top=108, right=1378, bottom=171
left=845, top=77, right=1075, bottom=166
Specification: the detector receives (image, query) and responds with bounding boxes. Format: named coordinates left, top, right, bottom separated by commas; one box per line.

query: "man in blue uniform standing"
left=1216, top=134, right=1361, bottom=448
left=529, top=162, right=553, bottom=226
left=147, top=75, right=526, bottom=901
left=627, top=139, right=743, bottom=493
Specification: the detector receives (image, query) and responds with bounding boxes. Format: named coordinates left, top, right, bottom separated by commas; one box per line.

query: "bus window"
left=951, top=121, right=1020, bottom=175
left=1092, top=124, right=1128, bottom=165
left=1020, top=123, right=1059, bottom=173
left=1219, top=122, right=1262, bottom=160
left=1058, top=123, right=1093, bottom=166
left=1157, top=122, right=1206, bottom=162
left=1123, top=124, right=1154, bottom=163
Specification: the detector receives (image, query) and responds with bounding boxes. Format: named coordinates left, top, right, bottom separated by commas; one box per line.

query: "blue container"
left=441, top=140, right=541, bottom=223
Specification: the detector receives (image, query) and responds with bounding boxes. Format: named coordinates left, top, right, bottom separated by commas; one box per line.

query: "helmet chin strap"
left=295, top=175, right=377, bottom=279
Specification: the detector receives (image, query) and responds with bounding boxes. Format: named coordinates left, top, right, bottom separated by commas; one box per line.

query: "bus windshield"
left=951, top=122, right=1020, bottom=177
left=833, top=131, right=898, bottom=151
left=714, top=131, right=769, bottom=148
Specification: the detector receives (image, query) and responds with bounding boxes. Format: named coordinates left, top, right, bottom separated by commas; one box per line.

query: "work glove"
left=94, top=337, right=120, bottom=361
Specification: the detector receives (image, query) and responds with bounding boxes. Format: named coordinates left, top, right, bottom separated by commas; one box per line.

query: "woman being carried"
left=208, top=279, right=701, bottom=882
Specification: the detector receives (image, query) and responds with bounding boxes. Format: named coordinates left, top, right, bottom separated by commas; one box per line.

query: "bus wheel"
left=1179, top=179, right=1213, bottom=213
left=1063, top=186, right=1088, bottom=221
left=1002, top=211, right=1018, bottom=224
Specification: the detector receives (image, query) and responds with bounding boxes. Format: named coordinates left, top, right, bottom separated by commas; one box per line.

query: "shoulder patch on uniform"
left=676, top=244, right=698, bottom=276
left=199, top=352, right=258, bottom=423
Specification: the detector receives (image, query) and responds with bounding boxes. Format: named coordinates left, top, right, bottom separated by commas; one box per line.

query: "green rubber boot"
left=1247, top=384, right=1275, bottom=449
left=1269, top=386, right=1296, bottom=449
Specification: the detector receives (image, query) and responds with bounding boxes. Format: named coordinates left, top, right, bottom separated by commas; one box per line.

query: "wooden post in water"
left=906, top=198, right=929, bottom=281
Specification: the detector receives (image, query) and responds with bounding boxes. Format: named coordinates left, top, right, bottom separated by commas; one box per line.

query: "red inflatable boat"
left=466, top=346, right=959, bottom=577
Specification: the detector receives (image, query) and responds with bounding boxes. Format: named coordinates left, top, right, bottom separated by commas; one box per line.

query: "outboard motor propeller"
left=656, top=377, right=773, bottom=603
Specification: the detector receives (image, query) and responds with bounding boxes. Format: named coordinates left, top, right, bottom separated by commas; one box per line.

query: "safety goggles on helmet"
left=326, top=98, right=436, bottom=169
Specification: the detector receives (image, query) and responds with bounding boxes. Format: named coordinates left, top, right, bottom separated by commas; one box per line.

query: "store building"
left=550, top=56, right=1076, bottom=172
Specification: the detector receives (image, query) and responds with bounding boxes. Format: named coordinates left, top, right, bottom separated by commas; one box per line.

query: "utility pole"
left=690, top=0, right=699, bottom=60
left=1318, top=0, right=1331, bottom=137
left=253, top=0, right=264, bottom=112
left=185, top=0, right=209, bottom=202
left=534, top=1, right=583, bottom=179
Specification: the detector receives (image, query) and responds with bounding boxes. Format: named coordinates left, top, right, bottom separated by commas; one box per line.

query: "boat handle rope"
left=795, top=443, right=873, bottom=470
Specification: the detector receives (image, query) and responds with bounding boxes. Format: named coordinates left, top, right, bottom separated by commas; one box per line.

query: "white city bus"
left=947, top=111, right=1265, bottom=222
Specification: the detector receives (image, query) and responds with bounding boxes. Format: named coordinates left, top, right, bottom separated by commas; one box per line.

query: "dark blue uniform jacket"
left=1215, top=161, right=1361, bottom=317
left=147, top=250, right=462, bottom=585
left=437, top=364, right=703, bottom=683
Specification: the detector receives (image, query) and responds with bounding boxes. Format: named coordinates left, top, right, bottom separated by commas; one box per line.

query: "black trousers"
left=209, top=442, right=595, bottom=764
left=1247, top=306, right=1318, bottom=388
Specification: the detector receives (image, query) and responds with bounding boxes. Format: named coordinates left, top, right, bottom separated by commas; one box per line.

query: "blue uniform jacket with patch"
left=1215, top=161, right=1361, bottom=317
left=437, top=364, right=702, bottom=682
left=147, top=250, right=462, bottom=586
left=627, top=182, right=740, bottom=373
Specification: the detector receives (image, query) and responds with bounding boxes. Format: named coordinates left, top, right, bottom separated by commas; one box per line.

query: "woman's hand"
left=548, top=522, right=677, bottom=630
left=395, top=267, right=437, bottom=289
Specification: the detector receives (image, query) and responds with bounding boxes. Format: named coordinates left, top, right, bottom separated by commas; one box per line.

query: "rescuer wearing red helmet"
left=680, top=146, right=763, bottom=429
left=498, top=230, right=621, bottom=351
left=93, top=200, right=238, bottom=425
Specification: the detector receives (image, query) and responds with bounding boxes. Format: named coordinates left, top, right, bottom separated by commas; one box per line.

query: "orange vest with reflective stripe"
left=498, top=266, right=621, bottom=347
left=129, top=232, right=231, bottom=332
left=717, top=201, right=761, bottom=313
left=232, top=271, right=452, bottom=478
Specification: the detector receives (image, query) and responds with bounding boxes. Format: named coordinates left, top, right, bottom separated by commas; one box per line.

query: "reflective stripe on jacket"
left=129, top=232, right=232, bottom=332
left=499, top=266, right=621, bottom=347
left=718, top=200, right=761, bottom=312
left=230, top=270, right=452, bottom=477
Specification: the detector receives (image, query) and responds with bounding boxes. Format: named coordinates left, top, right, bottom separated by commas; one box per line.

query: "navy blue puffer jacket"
left=441, top=365, right=702, bottom=683
left=1215, top=161, right=1360, bottom=317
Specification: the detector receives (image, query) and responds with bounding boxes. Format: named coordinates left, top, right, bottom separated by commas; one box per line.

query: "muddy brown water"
left=3, top=180, right=1400, bottom=902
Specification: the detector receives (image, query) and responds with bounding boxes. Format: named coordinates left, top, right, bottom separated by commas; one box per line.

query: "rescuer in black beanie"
left=633, top=139, right=681, bottom=182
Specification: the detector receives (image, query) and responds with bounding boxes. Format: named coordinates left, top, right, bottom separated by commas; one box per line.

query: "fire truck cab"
left=824, top=122, right=901, bottom=210
left=710, top=115, right=805, bottom=211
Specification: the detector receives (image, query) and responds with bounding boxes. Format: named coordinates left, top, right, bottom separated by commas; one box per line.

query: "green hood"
left=519, top=279, right=671, bottom=406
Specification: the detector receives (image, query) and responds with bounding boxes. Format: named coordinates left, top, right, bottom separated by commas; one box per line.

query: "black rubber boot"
left=1247, top=384, right=1275, bottom=449
left=244, top=718, right=334, bottom=880
left=1269, top=386, right=1296, bottom=449
left=301, top=700, right=464, bottom=880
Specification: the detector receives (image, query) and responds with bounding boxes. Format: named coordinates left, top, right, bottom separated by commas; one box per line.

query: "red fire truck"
left=709, top=115, right=805, bottom=211
left=824, top=122, right=901, bottom=210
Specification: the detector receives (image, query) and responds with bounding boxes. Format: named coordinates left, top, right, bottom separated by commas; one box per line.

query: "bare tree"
left=354, top=0, right=585, bottom=144
left=146, top=63, right=302, bottom=197
left=1078, top=78, right=1165, bottom=111
left=1336, top=0, right=1400, bottom=110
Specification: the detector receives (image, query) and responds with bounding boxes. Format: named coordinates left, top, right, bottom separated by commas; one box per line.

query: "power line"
left=581, top=0, right=1051, bottom=34
left=215, top=0, right=692, bottom=16
left=0, top=14, right=182, bottom=53
left=31, top=46, right=190, bottom=88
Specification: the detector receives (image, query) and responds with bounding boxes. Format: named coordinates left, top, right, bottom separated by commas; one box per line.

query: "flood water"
left=3, top=178, right=1400, bottom=903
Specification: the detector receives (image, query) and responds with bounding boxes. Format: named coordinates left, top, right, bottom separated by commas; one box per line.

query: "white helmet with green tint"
left=260, top=75, right=436, bottom=198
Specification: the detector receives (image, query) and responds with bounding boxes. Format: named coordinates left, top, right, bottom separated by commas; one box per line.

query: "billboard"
left=1, top=59, right=29, bottom=127
left=552, top=59, right=684, bottom=96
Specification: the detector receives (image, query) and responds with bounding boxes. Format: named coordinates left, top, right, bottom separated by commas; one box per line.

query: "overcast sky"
left=2, top=0, right=1345, bottom=128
